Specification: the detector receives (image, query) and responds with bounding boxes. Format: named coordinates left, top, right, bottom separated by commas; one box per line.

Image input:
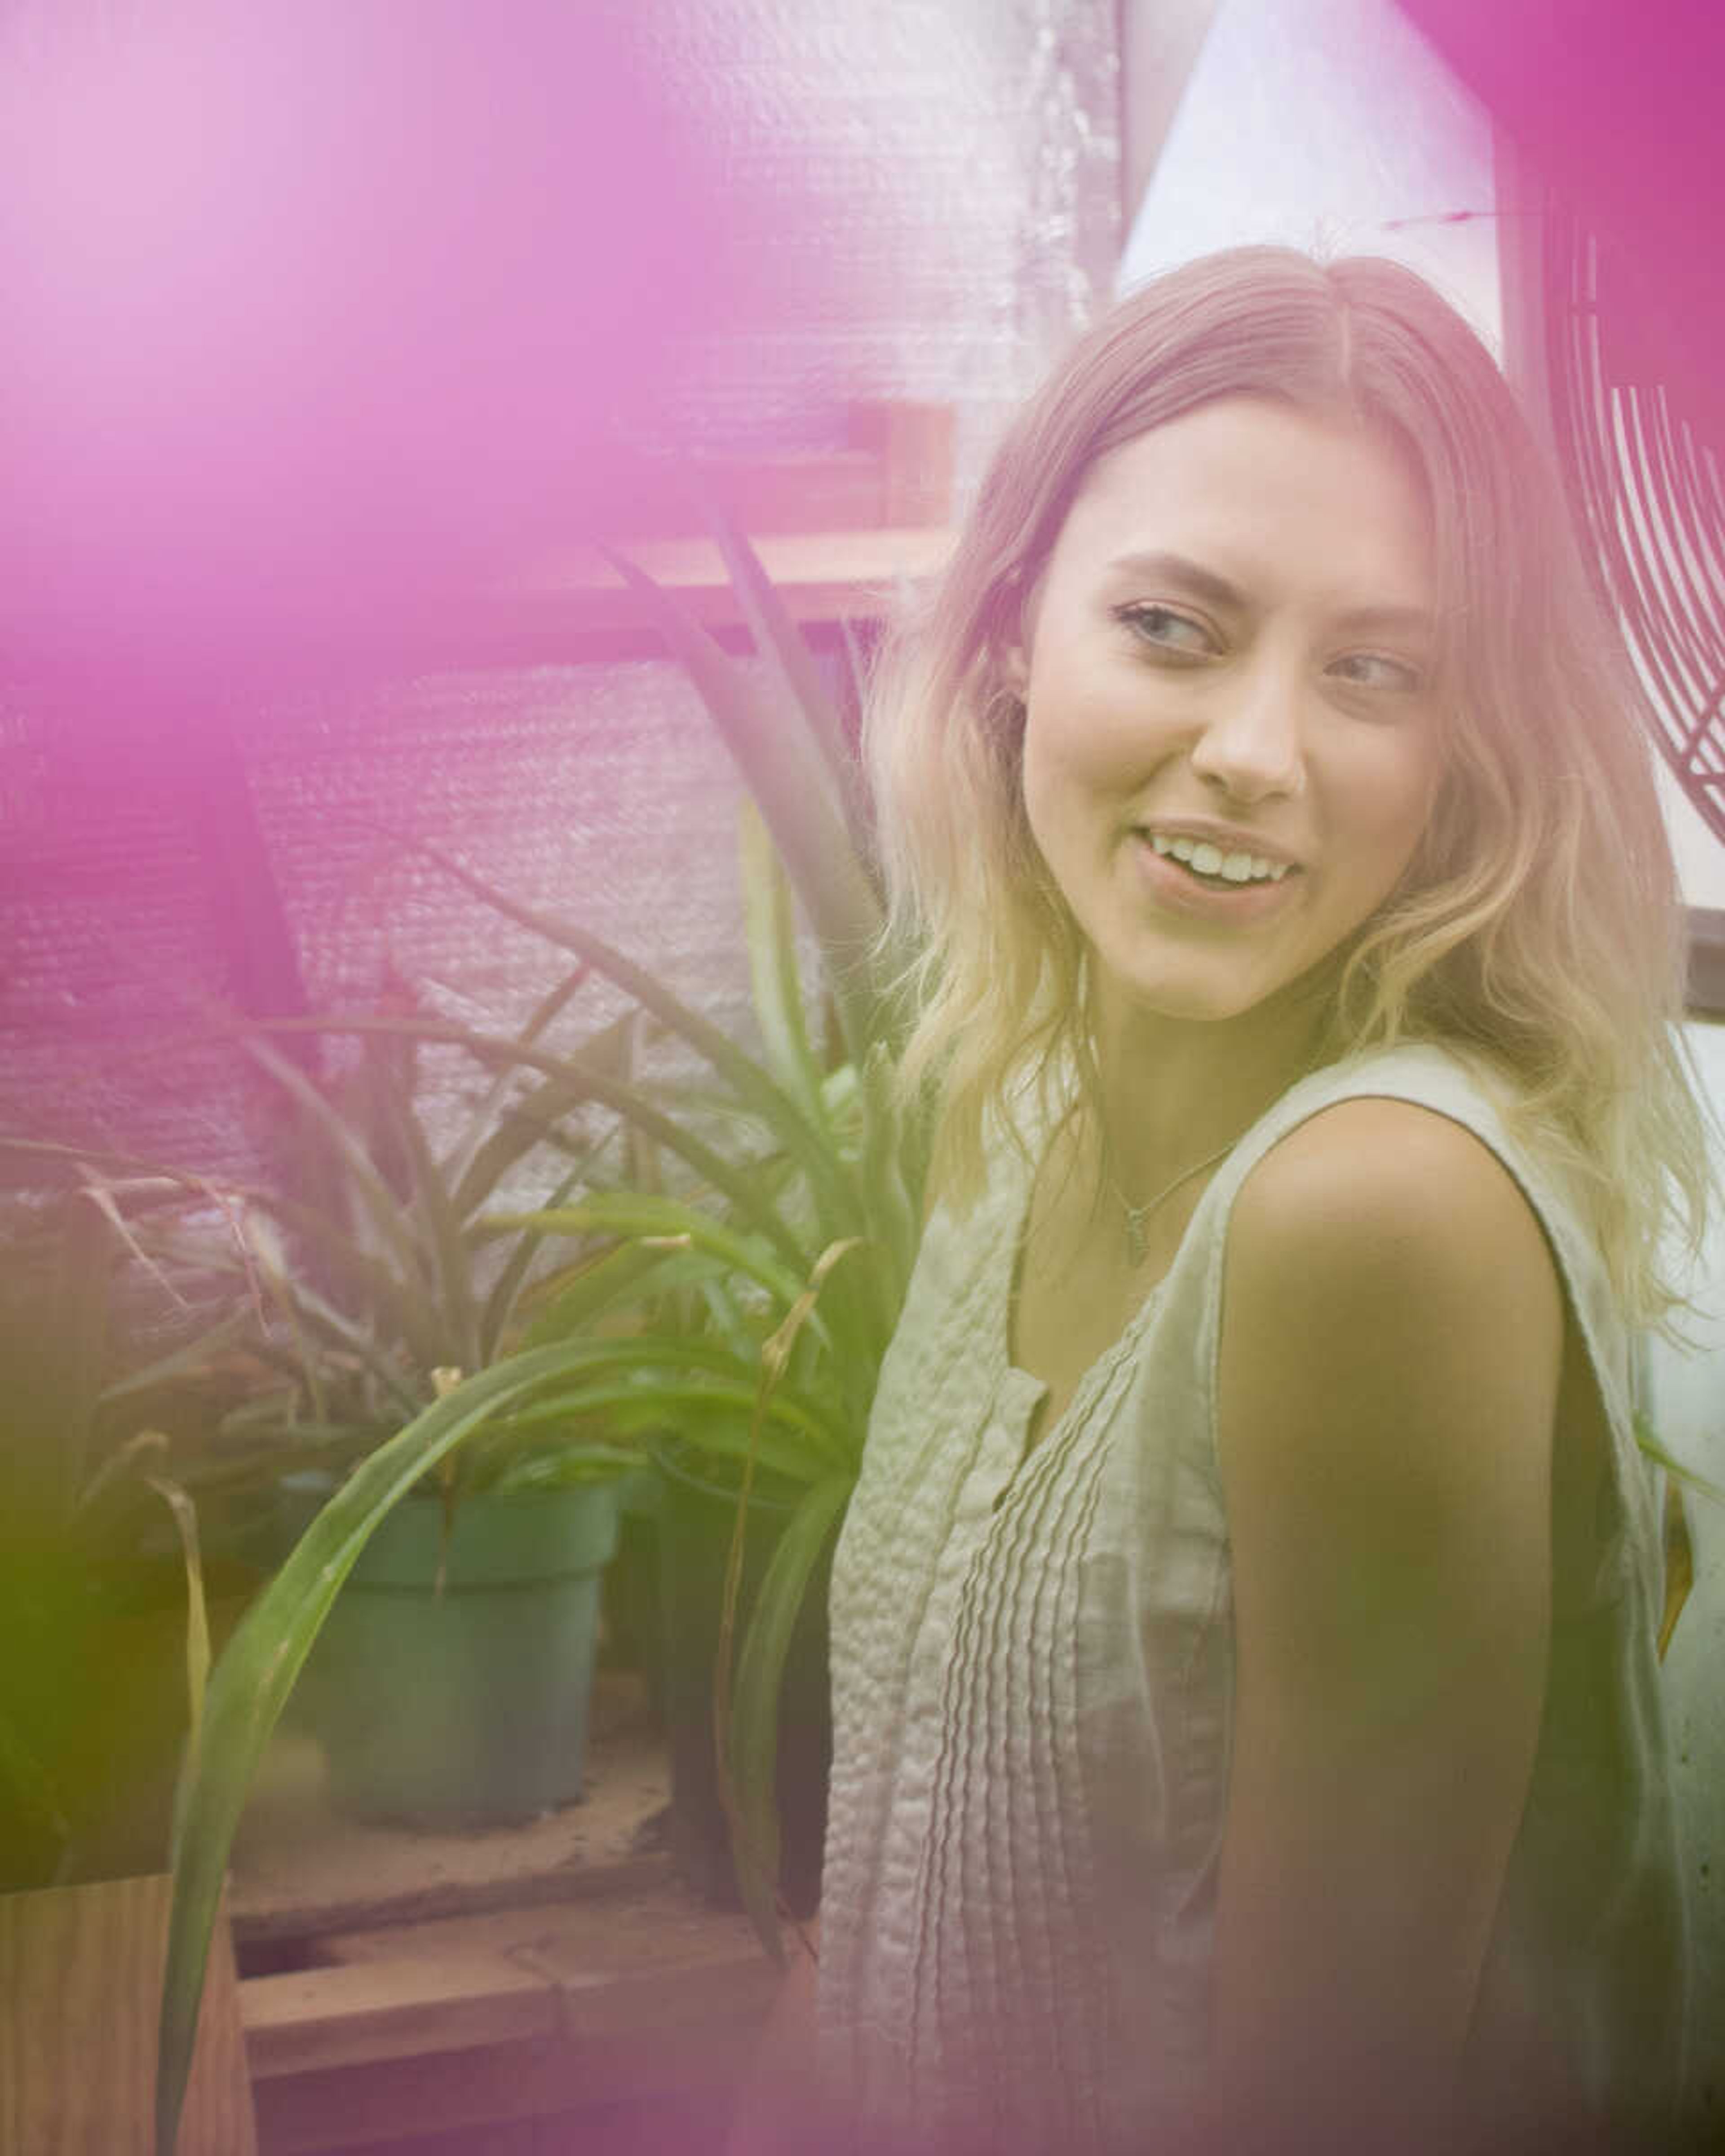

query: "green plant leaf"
left=518, top=1238, right=693, bottom=1342
left=482, top=1443, right=641, bottom=1494
left=374, top=1061, right=483, bottom=1375
left=498, top=1193, right=817, bottom=1328
left=240, top=1034, right=428, bottom=1295
left=144, top=1475, right=210, bottom=1780
left=593, top=551, right=883, bottom=1063
left=722, top=1471, right=850, bottom=1961
left=486, top=1387, right=827, bottom=1482
left=441, top=963, right=594, bottom=1204
left=255, top=1008, right=816, bottom=1277
left=475, top=1145, right=605, bottom=1364
left=93, top=1307, right=253, bottom=1409
left=698, top=496, right=876, bottom=866
left=739, top=799, right=829, bottom=1138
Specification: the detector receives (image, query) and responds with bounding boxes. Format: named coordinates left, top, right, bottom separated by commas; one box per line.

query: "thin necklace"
left=1106, top=1135, right=1243, bottom=1269
left=1102, top=1051, right=1321, bottom=1268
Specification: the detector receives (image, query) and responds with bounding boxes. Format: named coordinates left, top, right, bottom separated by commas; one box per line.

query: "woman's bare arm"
left=1210, top=1098, right=1560, bottom=2151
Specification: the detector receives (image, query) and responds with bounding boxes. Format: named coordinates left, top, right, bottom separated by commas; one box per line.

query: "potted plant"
left=466, top=799, right=916, bottom=1916
left=148, top=522, right=924, bottom=2154
left=62, top=977, right=653, bottom=1828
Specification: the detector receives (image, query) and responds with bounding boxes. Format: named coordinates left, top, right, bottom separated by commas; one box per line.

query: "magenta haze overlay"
left=0, top=5, right=835, bottom=1173
left=1400, top=0, right=1725, bottom=439
left=0, top=4, right=804, bottom=666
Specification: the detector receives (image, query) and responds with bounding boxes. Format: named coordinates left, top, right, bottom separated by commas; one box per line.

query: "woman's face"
left=1010, top=395, right=1445, bottom=1032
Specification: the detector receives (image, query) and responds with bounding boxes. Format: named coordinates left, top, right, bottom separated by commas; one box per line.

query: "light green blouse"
left=817, top=1043, right=1687, bottom=2154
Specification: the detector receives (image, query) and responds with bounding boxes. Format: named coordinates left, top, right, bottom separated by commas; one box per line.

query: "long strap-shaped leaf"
left=723, top=1469, right=850, bottom=1957
left=695, top=497, right=877, bottom=871
left=483, top=1385, right=844, bottom=1481
left=712, top=1239, right=862, bottom=1960
left=594, top=552, right=883, bottom=1065
left=442, top=963, right=593, bottom=1204
left=153, top=1342, right=648, bottom=2156
left=739, top=800, right=830, bottom=1141
left=240, top=1036, right=429, bottom=1295
left=499, top=1193, right=819, bottom=1334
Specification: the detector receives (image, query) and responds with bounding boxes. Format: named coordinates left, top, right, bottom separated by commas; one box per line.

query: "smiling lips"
left=1147, top=830, right=1292, bottom=886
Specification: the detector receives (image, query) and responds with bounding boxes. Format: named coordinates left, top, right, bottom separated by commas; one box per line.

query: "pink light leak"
left=0, top=4, right=804, bottom=669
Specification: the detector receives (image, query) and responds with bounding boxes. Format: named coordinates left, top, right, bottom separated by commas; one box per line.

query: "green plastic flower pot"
left=277, top=1474, right=621, bottom=1827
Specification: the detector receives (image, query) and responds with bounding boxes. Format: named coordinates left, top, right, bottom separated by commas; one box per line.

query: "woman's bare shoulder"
left=1230, top=1091, right=1544, bottom=1274
left=1220, top=1091, right=1564, bottom=1498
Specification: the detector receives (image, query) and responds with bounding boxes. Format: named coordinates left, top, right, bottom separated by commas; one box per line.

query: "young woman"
left=737, top=248, right=1711, bottom=2156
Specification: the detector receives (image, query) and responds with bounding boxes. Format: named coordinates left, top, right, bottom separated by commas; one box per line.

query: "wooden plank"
left=0, top=1873, right=257, bottom=2156
left=243, top=1955, right=559, bottom=2080
left=242, top=1894, right=771, bottom=2081
left=317, top=1894, right=765, bottom=1977
left=250, top=1998, right=773, bottom=2153
left=497, top=526, right=955, bottom=642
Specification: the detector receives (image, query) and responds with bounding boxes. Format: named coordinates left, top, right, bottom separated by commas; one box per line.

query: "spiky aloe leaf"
left=370, top=1057, right=482, bottom=1375
left=240, top=1035, right=428, bottom=1294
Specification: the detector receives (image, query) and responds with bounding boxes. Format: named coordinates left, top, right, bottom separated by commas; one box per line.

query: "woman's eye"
left=1329, top=650, right=1424, bottom=694
left=1115, top=603, right=1214, bottom=657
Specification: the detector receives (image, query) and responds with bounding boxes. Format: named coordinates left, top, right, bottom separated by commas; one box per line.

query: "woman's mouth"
left=1132, top=830, right=1302, bottom=917
left=1146, top=831, right=1292, bottom=889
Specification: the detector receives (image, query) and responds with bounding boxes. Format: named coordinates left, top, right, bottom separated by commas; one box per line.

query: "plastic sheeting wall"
left=0, top=1, right=1120, bottom=1192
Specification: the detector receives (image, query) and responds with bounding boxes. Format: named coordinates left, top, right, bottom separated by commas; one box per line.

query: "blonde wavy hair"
left=867, top=246, right=1713, bottom=1329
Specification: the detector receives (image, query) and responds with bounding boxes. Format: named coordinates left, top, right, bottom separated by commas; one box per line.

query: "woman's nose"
left=1186, top=661, right=1306, bottom=802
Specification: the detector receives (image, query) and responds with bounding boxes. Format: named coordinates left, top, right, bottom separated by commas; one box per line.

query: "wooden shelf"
left=230, top=1678, right=672, bottom=1945
left=242, top=1887, right=775, bottom=2152
left=229, top=1674, right=779, bottom=2153
left=490, top=524, right=955, bottom=649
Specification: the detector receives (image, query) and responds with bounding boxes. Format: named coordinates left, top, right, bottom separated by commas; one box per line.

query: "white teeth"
left=1148, top=832, right=1292, bottom=885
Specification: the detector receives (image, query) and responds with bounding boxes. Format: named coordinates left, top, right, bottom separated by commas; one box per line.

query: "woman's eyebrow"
left=1103, top=549, right=1243, bottom=610
left=1105, top=549, right=1435, bottom=645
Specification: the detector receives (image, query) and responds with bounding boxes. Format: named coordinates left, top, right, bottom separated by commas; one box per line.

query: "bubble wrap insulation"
left=0, top=0, right=1120, bottom=1211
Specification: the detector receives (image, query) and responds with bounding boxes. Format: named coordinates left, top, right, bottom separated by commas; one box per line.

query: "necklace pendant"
left=1123, top=1205, right=1149, bottom=1268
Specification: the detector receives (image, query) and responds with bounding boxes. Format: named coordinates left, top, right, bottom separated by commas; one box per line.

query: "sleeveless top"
left=815, top=1043, right=1688, bottom=2154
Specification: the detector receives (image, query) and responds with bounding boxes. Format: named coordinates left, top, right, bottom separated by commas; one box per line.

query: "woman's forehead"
left=1042, top=396, right=1438, bottom=621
